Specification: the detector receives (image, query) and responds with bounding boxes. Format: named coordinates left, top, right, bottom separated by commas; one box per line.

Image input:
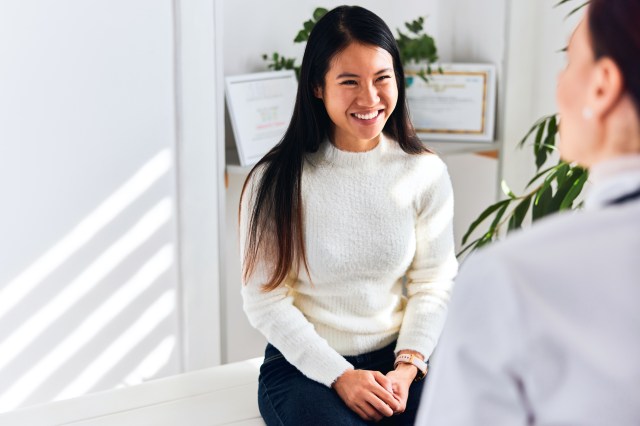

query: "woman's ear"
left=589, top=57, right=624, bottom=120
left=314, top=86, right=323, bottom=99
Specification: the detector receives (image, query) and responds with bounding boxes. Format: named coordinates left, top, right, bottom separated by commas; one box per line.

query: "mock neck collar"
left=585, top=154, right=640, bottom=209
left=311, top=134, right=389, bottom=169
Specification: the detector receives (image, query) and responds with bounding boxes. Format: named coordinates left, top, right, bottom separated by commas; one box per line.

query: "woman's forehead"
left=328, top=43, right=394, bottom=73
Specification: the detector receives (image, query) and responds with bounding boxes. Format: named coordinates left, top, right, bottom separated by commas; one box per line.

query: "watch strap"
left=394, top=353, right=427, bottom=381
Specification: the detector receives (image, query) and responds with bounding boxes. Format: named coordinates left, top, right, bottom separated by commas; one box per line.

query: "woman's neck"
left=330, top=130, right=381, bottom=153
left=589, top=97, right=640, bottom=167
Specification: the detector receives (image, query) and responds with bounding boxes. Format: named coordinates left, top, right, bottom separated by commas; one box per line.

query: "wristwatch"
left=394, top=354, right=428, bottom=381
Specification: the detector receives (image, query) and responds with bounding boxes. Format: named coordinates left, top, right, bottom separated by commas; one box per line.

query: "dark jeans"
left=258, top=341, right=427, bottom=426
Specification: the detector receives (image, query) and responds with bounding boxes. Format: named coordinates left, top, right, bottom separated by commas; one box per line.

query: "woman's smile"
left=351, top=109, right=384, bottom=122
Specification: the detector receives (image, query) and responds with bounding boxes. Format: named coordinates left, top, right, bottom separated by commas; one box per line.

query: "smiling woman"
left=315, top=43, right=398, bottom=152
left=239, top=5, right=457, bottom=426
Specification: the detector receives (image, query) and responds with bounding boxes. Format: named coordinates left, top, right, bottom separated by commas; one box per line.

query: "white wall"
left=0, top=0, right=225, bottom=413
left=0, top=0, right=181, bottom=412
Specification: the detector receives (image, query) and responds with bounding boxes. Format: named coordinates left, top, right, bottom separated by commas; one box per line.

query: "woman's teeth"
left=353, top=111, right=380, bottom=120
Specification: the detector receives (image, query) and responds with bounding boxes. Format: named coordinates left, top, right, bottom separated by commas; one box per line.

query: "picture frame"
left=225, top=70, right=297, bottom=166
left=406, top=63, right=497, bottom=142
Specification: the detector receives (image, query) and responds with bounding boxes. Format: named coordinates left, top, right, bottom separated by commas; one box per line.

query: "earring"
left=582, top=107, right=594, bottom=120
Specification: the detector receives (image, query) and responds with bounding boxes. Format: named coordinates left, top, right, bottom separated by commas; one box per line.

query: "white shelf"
left=423, top=140, right=500, bottom=156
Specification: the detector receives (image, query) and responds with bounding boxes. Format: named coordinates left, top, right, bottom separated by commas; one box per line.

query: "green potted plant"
left=262, top=7, right=439, bottom=83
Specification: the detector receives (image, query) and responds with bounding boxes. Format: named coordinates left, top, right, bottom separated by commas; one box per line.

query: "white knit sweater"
left=240, top=135, right=458, bottom=387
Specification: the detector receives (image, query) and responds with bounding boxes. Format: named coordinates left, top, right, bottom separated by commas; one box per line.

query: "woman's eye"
left=340, top=80, right=357, bottom=86
left=377, top=75, right=391, bottom=82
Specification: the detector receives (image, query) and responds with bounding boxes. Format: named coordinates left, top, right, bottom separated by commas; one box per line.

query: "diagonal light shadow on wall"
left=0, top=245, right=174, bottom=411
left=120, top=335, right=176, bottom=388
left=53, top=289, right=177, bottom=402
left=0, top=147, right=183, bottom=415
left=0, top=149, right=172, bottom=324
left=88, top=318, right=178, bottom=394
left=0, top=197, right=173, bottom=381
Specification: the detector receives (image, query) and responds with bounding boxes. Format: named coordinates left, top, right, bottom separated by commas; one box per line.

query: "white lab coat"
left=417, top=155, right=640, bottom=425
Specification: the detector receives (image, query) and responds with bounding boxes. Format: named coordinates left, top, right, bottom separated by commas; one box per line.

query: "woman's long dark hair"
left=588, top=0, right=640, bottom=112
left=241, top=5, right=430, bottom=291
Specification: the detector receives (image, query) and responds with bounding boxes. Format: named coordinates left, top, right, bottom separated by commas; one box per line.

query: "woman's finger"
left=374, top=370, right=393, bottom=393
left=371, top=380, right=401, bottom=413
left=365, top=391, right=395, bottom=418
left=358, top=401, right=383, bottom=422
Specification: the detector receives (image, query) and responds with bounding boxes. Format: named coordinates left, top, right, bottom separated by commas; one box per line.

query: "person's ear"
left=314, top=86, right=323, bottom=100
left=588, top=57, right=624, bottom=120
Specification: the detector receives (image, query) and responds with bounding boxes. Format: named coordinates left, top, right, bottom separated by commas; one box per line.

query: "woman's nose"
left=358, top=84, right=380, bottom=107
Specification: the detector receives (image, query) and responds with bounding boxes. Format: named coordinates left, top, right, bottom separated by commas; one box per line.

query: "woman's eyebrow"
left=335, top=68, right=392, bottom=79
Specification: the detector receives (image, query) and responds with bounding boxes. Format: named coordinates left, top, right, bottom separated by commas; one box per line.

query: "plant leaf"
left=488, top=202, right=509, bottom=234
left=313, top=7, right=328, bottom=21
left=475, top=232, right=495, bottom=250
left=456, top=237, right=481, bottom=258
left=535, top=145, right=549, bottom=170
left=554, top=0, right=574, bottom=7
left=294, top=30, right=307, bottom=43
left=534, top=162, right=562, bottom=206
left=303, top=19, right=315, bottom=32
left=508, top=195, right=532, bottom=231
left=519, top=115, right=554, bottom=148
left=462, top=199, right=511, bottom=245
left=567, top=1, right=589, bottom=17
left=532, top=186, right=553, bottom=221
left=559, top=168, right=588, bottom=210
left=554, top=162, right=572, bottom=187
left=533, top=121, right=546, bottom=156
left=501, top=180, right=517, bottom=199
left=543, top=115, right=558, bottom=150
left=526, top=164, right=561, bottom=188
left=548, top=167, right=582, bottom=212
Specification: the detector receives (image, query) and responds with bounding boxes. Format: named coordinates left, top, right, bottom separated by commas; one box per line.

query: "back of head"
left=588, top=0, right=640, bottom=114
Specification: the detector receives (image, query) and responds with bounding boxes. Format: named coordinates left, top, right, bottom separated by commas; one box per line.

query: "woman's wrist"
left=393, top=362, right=418, bottom=380
left=332, top=368, right=354, bottom=389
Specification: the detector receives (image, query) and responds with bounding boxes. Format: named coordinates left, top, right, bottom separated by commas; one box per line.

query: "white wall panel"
left=0, top=0, right=181, bottom=412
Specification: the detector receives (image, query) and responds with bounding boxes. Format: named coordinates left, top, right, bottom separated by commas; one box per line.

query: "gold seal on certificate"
left=407, top=63, right=496, bottom=142
left=225, top=71, right=298, bottom=166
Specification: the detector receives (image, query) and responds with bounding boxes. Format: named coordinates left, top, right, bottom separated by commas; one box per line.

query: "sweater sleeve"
left=395, top=158, right=458, bottom=359
left=239, top=170, right=353, bottom=387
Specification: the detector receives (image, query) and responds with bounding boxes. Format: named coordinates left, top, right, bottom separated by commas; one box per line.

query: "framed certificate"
left=225, top=70, right=297, bottom=166
left=406, top=63, right=497, bottom=142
